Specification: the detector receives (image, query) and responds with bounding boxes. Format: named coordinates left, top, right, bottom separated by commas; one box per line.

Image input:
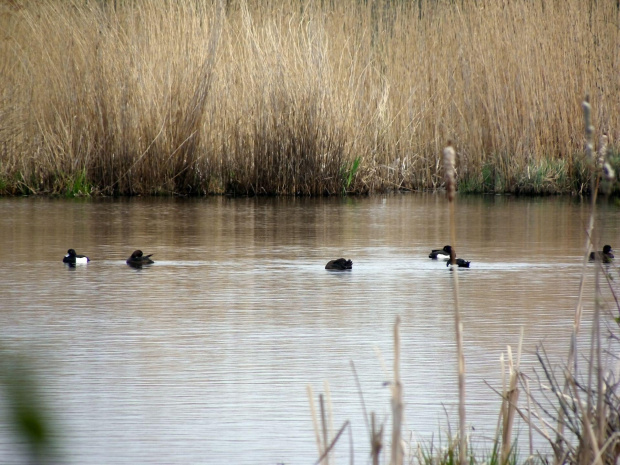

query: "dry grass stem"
left=500, top=336, right=523, bottom=464
left=312, top=420, right=352, bottom=465
left=307, top=384, right=324, bottom=460
left=324, top=380, right=335, bottom=464
left=320, top=394, right=330, bottom=465
left=568, top=375, right=603, bottom=465
left=525, top=378, right=534, bottom=458
left=371, top=412, right=383, bottom=465
left=309, top=385, right=352, bottom=465
left=391, top=316, right=403, bottom=465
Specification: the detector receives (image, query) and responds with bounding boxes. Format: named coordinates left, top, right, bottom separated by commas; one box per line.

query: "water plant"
left=65, top=169, right=91, bottom=197
left=342, top=156, right=361, bottom=194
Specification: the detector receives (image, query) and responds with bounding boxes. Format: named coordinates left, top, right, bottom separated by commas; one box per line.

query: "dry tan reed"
left=391, top=316, right=404, bottom=465
left=0, top=0, right=619, bottom=195
left=444, top=141, right=467, bottom=465
left=307, top=382, right=352, bottom=464
left=499, top=333, right=523, bottom=464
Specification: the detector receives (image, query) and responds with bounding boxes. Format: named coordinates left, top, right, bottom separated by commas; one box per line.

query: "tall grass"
left=0, top=0, right=618, bottom=195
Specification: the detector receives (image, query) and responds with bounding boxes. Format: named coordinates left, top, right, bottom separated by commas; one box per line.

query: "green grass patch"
left=458, top=162, right=501, bottom=194
left=65, top=170, right=92, bottom=198
left=341, top=156, right=361, bottom=194
left=515, top=158, right=570, bottom=195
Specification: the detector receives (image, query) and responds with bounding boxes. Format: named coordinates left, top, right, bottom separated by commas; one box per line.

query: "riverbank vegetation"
left=0, top=0, right=618, bottom=196
left=307, top=109, right=620, bottom=465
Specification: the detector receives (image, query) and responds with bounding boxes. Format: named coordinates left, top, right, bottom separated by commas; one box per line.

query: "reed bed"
left=0, top=0, right=618, bottom=196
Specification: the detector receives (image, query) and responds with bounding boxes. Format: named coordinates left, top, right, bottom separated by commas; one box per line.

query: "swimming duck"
left=429, top=245, right=452, bottom=260
left=63, top=249, right=90, bottom=265
left=126, top=250, right=154, bottom=268
left=589, top=245, right=614, bottom=263
left=447, top=258, right=471, bottom=268
left=325, top=258, right=353, bottom=270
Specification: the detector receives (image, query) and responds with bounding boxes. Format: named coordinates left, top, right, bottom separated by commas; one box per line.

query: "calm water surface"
left=0, top=195, right=619, bottom=464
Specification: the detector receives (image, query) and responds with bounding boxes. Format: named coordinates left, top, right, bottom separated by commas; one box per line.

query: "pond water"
left=0, top=194, right=618, bottom=465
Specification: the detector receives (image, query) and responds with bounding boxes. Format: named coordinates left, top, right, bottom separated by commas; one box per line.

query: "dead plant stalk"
left=444, top=143, right=467, bottom=465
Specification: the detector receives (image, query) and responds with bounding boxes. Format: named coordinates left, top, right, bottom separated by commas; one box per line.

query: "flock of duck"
left=64, top=244, right=614, bottom=270
left=325, top=246, right=472, bottom=270
left=425, top=244, right=615, bottom=267
left=63, top=249, right=154, bottom=268
left=324, top=243, right=615, bottom=270
left=428, top=245, right=471, bottom=267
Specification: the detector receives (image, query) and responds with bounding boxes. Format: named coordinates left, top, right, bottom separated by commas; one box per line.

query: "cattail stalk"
left=500, top=330, right=522, bottom=464
left=443, top=142, right=466, bottom=465
left=390, top=316, right=403, bottom=465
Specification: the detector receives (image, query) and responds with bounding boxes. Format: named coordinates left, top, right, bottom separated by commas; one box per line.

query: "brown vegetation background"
left=0, top=0, right=618, bottom=196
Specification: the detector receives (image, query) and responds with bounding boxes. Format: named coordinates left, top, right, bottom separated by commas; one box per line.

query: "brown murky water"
left=0, top=195, right=618, bottom=464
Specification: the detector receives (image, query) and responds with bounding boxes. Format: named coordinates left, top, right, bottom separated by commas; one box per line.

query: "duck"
left=446, top=257, right=471, bottom=268
left=325, top=258, right=353, bottom=270
left=126, top=250, right=154, bottom=268
left=63, top=249, right=90, bottom=265
left=589, top=245, right=614, bottom=263
left=429, top=245, right=452, bottom=260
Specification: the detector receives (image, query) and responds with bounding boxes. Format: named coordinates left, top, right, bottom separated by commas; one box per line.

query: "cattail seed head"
left=443, top=142, right=456, bottom=202
left=601, top=134, right=614, bottom=184
left=597, top=133, right=608, bottom=169
left=602, top=162, right=615, bottom=183
left=582, top=97, right=594, bottom=164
